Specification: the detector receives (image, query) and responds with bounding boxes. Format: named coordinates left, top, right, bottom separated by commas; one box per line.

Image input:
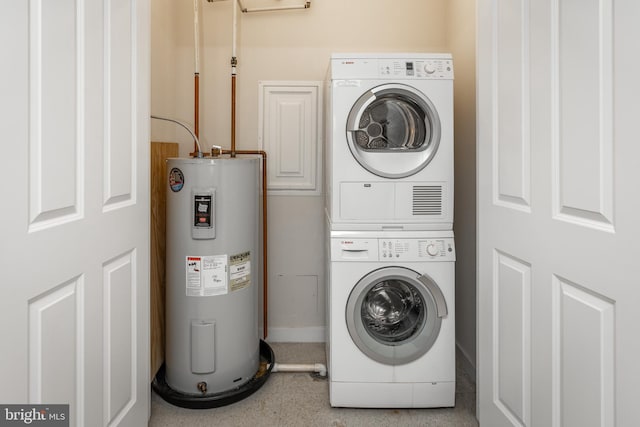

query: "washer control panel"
left=379, top=59, right=453, bottom=79
left=331, top=55, right=454, bottom=80
left=379, top=238, right=455, bottom=262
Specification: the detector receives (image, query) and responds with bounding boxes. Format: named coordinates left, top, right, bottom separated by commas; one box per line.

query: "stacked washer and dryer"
left=325, top=53, right=456, bottom=408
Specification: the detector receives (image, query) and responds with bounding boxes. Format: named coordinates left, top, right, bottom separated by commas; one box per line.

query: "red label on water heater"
left=169, top=168, right=184, bottom=192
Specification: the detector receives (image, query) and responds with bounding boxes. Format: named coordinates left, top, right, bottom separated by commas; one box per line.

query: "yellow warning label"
left=229, top=251, right=251, bottom=292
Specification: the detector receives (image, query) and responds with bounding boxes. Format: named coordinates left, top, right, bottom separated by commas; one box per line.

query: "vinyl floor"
left=149, top=342, right=478, bottom=427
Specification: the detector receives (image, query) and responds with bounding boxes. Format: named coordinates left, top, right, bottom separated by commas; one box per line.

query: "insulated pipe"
left=215, top=148, right=268, bottom=339
left=192, top=0, right=201, bottom=156
left=271, top=363, right=327, bottom=377
left=194, top=0, right=201, bottom=74
left=232, top=0, right=238, bottom=61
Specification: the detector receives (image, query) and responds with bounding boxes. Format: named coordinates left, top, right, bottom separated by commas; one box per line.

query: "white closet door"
left=0, top=0, right=150, bottom=425
left=477, top=0, right=640, bottom=426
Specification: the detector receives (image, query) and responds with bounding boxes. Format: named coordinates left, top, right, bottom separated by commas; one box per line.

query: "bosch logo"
left=341, top=240, right=354, bottom=245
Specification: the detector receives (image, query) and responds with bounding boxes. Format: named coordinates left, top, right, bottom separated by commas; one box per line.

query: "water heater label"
left=185, top=255, right=228, bottom=297
left=191, top=189, right=216, bottom=239
left=194, top=195, right=212, bottom=228
left=229, top=251, right=251, bottom=292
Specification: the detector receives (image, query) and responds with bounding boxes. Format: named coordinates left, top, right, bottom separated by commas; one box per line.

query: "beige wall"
left=447, top=0, right=477, bottom=376
left=152, top=0, right=450, bottom=153
left=151, top=0, right=476, bottom=366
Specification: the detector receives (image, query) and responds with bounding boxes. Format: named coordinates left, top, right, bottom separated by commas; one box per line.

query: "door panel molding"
left=492, top=250, right=531, bottom=427
left=103, top=250, right=138, bottom=425
left=493, top=0, right=531, bottom=212
left=28, top=0, right=84, bottom=231
left=28, top=276, right=84, bottom=423
left=104, top=0, right=137, bottom=211
left=551, top=275, right=615, bottom=427
left=551, top=0, right=614, bottom=232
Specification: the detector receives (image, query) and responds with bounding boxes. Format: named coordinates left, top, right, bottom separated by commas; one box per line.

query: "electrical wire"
left=151, top=115, right=203, bottom=157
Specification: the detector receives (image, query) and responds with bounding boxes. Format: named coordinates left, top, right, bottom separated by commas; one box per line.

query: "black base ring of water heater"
left=152, top=339, right=275, bottom=409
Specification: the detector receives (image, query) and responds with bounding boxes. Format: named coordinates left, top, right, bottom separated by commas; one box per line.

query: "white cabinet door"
left=0, top=0, right=150, bottom=426
left=478, top=0, right=640, bottom=426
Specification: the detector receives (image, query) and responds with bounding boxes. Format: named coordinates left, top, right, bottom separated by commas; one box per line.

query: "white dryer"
left=325, top=53, right=454, bottom=231
left=326, top=228, right=455, bottom=408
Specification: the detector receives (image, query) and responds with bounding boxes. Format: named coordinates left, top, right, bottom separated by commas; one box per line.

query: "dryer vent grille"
left=412, top=186, right=443, bottom=216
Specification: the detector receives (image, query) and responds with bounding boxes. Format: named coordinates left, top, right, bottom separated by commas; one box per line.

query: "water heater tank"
left=165, top=157, right=260, bottom=396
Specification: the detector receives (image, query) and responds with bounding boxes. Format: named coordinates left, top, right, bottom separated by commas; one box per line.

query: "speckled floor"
left=149, top=342, right=478, bottom=427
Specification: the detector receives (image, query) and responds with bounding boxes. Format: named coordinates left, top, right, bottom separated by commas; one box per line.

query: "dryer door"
left=346, top=266, right=448, bottom=365
left=346, top=83, right=441, bottom=178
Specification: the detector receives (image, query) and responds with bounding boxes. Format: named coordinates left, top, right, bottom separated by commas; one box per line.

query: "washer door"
left=346, top=266, right=448, bottom=365
left=346, top=83, right=441, bottom=179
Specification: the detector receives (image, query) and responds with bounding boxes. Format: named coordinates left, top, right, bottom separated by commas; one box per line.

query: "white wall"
left=151, top=0, right=476, bottom=351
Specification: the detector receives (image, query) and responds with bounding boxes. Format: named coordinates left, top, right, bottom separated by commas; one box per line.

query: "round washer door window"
left=345, top=266, right=448, bottom=365
left=346, top=83, right=441, bottom=179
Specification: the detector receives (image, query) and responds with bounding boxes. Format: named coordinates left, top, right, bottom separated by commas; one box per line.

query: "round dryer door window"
left=346, top=83, right=441, bottom=179
left=345, top=266, right=448, bottom=365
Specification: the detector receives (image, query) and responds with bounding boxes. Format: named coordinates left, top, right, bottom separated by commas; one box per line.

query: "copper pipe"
left=195, top=73, right=200, bottom=138
left=190, top=73, right=200, bottom=157
left=230, top=74, right=237, bottom=157
left=220, top=149, right=268, bottom=339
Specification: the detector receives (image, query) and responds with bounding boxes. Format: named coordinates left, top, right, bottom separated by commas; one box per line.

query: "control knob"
left=424, top=63, right=436, bottom=74
left=426, top=243, right=440, bottom=257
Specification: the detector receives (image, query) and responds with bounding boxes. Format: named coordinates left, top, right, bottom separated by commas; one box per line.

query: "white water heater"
left=165, top=156, right=261, bottom=396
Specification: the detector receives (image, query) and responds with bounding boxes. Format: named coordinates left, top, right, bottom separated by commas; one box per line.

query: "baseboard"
left=456, top=341, right=476, bottom=383
left=264, top=326, right=326, bottom=343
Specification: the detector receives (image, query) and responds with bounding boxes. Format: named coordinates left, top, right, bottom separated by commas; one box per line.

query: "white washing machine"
left=326, top=228, right=455, bottom=408
left=325, top=53, right=454, bottom=231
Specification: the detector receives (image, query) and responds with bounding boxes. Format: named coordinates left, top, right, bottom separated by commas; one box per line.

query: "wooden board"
left=150, top=142, right=179, bottom=379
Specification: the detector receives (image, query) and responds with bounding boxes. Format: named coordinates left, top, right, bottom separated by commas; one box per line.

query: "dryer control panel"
left=379, top=238, right=455, bottom=262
